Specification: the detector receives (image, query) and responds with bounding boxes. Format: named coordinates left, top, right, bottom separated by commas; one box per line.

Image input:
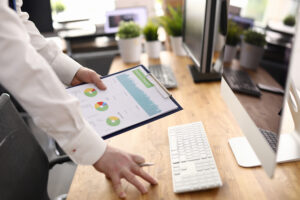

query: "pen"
left=139, top=163, right=155, bottom=167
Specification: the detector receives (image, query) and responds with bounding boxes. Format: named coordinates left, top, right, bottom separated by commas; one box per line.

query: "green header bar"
left=133, top=69, right=154, bottom=88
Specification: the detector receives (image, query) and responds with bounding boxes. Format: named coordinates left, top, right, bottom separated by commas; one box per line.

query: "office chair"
left=0, top=93, right=71, bottom=200
left=73, top=51, right=116, bottom=76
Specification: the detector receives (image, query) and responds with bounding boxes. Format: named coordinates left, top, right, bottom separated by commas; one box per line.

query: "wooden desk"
left=67, top=51, right=300, bottom=200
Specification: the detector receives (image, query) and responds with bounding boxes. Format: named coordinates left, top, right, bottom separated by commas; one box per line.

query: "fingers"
left=131, top=154, right=158, bottom=185
left=123, top=170, right=148, bottom=194
left=111, top=175, right=126, bottom=199
left=91, top=72, right=106, bottom=90
left=132, top=165, right=158, bottom=185
left=131, top=154, right=145, bottom=165
left=72, top=67, right=107, bottom=90
left=93, top=146, right=157, bottom=197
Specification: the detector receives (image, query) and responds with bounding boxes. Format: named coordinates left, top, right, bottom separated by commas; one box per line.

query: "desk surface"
left=67, top=51, right=300, bottom=200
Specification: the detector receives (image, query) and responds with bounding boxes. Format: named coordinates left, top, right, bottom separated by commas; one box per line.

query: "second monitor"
left=182, top=0, right=227, bottom=82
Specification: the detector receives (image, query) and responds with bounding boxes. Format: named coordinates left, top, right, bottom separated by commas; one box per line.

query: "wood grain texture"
left=67, top=51, right=300, bottom=200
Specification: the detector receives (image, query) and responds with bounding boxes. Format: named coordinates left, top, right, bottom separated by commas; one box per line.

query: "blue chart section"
left=117, top=74, right=161, bottom=116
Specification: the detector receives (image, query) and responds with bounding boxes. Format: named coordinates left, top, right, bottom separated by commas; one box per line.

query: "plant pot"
left=117, top=36, right=142, bottom=63
left=224, top=45, right=237, bottom=62
left=215, top=34, right=226, bottom=52
left=170, top=36, right=186, bottom=56
left=240, top=41, right=264, bottom=70
left=145, top=40, right=161, bottom=59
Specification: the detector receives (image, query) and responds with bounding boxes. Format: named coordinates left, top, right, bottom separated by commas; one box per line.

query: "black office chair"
left=0, top=93, right=71, bottom=200
left=73, top=51, right=116, bottom=76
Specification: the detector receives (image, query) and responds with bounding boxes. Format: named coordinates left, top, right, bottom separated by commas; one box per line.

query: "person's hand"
left=93, top=145, right=158, bottom=199
left=71, top=67, right=106, bottom=90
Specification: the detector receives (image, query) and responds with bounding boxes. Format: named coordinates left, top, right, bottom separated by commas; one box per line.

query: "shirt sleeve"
left=14, top=0, right=82, bottom=85
left=0, top=2, right=107, bottom=165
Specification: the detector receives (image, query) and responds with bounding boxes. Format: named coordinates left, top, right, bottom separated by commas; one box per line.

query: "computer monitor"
left=221, top=14, right=300, bottom=177
left=22, top=0, right=54, bottom=33
left=104, top=7, right=148, bottom=34
left=182, top=0, right=227, bottom=82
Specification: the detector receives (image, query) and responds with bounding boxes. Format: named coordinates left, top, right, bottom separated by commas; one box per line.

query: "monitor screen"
left=221, top=23, right=298, bottom=176
left=183, top=0, right=207, bottom=69
left=105, top=7, right=147, bottom=34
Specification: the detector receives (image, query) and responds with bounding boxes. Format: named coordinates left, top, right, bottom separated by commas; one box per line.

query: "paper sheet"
left=67, top=66, right=179, bottom=138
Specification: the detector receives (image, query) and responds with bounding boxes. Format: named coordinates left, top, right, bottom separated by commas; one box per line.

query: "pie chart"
left=84, top=88, right=97, bottom=97
left=95, top=102, right=109, bottom=111
left=106, top=116, right=120, bottom=126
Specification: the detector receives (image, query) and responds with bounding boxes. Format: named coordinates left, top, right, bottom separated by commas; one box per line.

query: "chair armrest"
left=49, top=155, right=72, bottom=169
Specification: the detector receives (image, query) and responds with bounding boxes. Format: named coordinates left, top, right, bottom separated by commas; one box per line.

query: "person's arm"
left=0, top=2, right=106, bottom=165
left=0, top=3, right=157, bottom=198
left=14, top=0, right=82, bottom=85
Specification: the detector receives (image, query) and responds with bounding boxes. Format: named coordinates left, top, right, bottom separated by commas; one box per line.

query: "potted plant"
left=283, top=15, right=296, bottom=27
left=117, top=21, right=142, bottom=63
left=160, top=6, right=185, bottom=56
left=240, top=30, right=266, bottom=70
left=51, top=0, right=65, bottom=14
left=143, top=20, right=161, bottom=59
left=224, top=21, right=241, bottom=62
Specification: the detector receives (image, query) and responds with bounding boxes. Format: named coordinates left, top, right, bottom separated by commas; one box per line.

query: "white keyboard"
left=168, top=122, right=222, bottom=193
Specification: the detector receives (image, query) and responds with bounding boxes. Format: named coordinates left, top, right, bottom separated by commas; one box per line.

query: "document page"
left=67, top=66, right=179, bottom=138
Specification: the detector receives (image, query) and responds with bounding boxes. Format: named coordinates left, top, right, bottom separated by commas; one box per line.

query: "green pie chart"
left=95, top=102, right=109, bottom=111
left=106, top=116, right=120, bottom=126
left=84, top=88, right=97, bottom=97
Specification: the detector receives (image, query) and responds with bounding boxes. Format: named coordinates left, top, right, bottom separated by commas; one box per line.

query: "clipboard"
left=66, top=65, right=183, bottom=140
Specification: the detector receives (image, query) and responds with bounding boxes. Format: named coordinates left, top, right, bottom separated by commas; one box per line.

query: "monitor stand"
left=229, top=133, right=300, bottom=167
left=188, top=65, right=221, bottom=83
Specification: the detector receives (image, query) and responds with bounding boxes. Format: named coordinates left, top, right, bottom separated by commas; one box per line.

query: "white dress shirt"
left=0, top=0, right=107, bottom=165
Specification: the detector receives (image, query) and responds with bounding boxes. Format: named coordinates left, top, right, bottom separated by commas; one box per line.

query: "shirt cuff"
left=62, top=120, right=107, bottom=165
left=51, top=53, right=82, bottom=85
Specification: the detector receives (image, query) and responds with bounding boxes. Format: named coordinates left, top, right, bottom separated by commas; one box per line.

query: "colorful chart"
left=84, top=88, right=97, bottom=97
left=106, top=116, right=120, bottom=126
left=117, top=74, right=161, bottom=116
left=95, top=102, right=109, bottom=111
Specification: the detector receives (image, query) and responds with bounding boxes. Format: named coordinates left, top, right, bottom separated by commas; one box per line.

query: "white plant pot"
left=215, top=34, right=226, bottom=52
left=117, top=36, right=142, bottom=63
left=145, top=41, right=161, bottom=59
left=224, top=45, right=237, bottom=62
left=240, top=41, right=264, bottom=70
left=170, top=36, right=186, bottom=56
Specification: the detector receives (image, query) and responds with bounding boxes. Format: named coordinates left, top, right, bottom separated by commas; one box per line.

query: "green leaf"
left=243, top=30, right=266, bottom=47
left=143, top=20, right=159, bottom=41
left=159, top=5, right=183, bottom=36
left=51, top=0, right=65, bottom=13
left=283, top=15, right=296, bottom=27
left=117, top=21, right=141, bottom=39
left=226, top=20, right=242, bottom=46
